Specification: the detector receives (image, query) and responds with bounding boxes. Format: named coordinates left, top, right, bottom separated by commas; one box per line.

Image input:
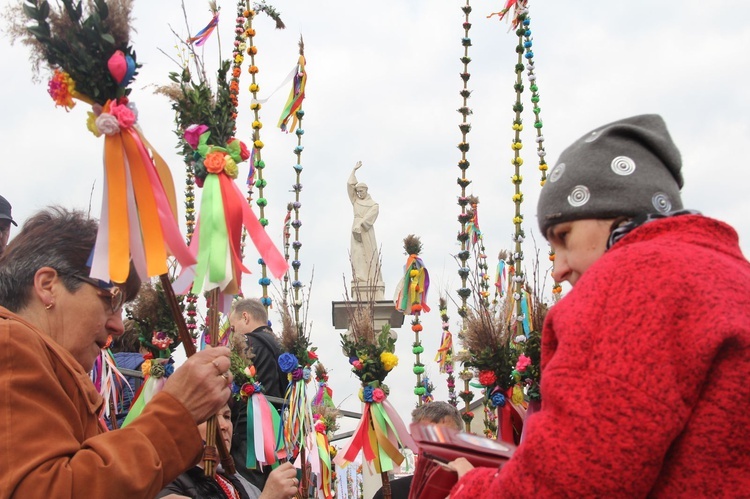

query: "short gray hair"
left=411, top=401, right=462, bottom=430
left=231, top=297, right=268, bottom=323
left=0, top=207, right=140, bottom=311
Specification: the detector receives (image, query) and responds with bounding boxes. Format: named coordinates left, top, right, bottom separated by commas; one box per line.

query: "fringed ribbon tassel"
left=282, top=378, right=314, bottom=455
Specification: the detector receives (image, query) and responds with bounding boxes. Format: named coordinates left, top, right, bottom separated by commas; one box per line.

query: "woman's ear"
left=33, top=266, right=61, bottom=309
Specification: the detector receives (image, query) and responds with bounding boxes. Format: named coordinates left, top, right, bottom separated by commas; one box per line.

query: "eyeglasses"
left=71, top=274, right=124, bottom=314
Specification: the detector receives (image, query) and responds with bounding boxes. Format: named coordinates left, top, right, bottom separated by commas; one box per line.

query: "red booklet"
left=408, top=423, right=516, bottom=499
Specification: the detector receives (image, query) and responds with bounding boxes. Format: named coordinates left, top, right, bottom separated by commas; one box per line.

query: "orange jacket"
left=0, top=307, right=203, bottom=498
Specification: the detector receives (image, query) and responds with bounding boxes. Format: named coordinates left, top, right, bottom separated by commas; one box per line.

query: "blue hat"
left=0, top=195, right=17, bottom=226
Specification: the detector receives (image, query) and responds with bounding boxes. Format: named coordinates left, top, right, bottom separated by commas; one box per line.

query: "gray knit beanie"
left=537, top=114, right=684, bottom=236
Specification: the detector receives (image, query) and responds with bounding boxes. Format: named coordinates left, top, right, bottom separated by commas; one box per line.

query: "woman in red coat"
left=450, top=115, right=750, bottom=497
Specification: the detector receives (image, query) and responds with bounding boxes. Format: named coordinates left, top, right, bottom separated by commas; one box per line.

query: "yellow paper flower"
left=249, top=83, right=259, bottom=93
left=224, top=155, right=239, bottom=179
left=86, top=111, right=102, bottom=137
left=141, top=359, right=152, bottom=378
left=380, top=352, right=399, bottom=372
left=254, top=139, right=264, bottom=149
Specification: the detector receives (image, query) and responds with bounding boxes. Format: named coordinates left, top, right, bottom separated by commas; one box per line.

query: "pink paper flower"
left=185, top=124, right=209, bottom=149
left=515, top=354, right=532, bottom=373
left=372, top=388, right=386, bottom=402
left=109, top=101, right=136, bottom=129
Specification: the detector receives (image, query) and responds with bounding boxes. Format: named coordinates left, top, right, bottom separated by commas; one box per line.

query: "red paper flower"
left=478, top=370, right=497, bottom=386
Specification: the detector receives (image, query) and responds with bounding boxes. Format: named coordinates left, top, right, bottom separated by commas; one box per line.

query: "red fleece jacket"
left=451, top=215, right=750, bottom=498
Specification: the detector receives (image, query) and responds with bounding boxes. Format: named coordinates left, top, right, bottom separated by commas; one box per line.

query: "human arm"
left=259, top=462, right=298, bottom=499
left=0, top=319, right=223, bottom=498
left=451, top=247, right=717, bottom=497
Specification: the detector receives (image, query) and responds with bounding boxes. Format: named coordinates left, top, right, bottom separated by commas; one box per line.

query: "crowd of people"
left=1, top=113, right=748, bottom=498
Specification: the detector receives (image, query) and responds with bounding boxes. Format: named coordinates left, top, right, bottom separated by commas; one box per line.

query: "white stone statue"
left=347, top=161, right=384, bottom=295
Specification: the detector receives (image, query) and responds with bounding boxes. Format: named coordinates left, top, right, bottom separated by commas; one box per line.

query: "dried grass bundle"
left=403, top=234, right=422, bottom=256
left=128, top=282, right=159, bottom=325
left=462, top=308, right=509, bottom=354
left=278, top=302, right=298, bottom=352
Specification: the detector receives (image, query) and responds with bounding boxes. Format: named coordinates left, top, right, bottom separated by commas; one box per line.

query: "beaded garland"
left=456, top=0, right=476, bottom=431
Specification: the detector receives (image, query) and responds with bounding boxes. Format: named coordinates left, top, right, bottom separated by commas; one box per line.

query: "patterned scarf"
left=607, top=210, right=701, bottom=250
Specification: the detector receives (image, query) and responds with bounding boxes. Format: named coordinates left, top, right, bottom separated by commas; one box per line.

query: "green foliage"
left=124, top=279, right=185, bottom=359
left=22, top=0, right=139, bottom=104
left=167, top=59, right=236, bottom=158
left=340, top=324, right=396, bottom=385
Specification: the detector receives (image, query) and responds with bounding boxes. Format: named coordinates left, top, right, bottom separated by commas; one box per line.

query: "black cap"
left=0, top=195, right=17, bottom=226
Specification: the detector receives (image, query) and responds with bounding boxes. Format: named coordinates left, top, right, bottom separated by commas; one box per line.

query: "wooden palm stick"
left=158, top=275, right=234, bottom=475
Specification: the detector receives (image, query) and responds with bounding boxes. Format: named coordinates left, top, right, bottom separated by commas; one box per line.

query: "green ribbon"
left=370, top=403, right=394, bottom=471
left=192, top=174, right=228, bottom=293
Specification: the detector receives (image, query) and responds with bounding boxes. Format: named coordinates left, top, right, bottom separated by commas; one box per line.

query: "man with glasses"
left=0, top=195, right=17, bottom=257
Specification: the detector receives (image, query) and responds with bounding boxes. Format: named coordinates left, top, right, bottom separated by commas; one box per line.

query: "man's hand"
left=354, top=160, right=362, bottom=170
left=163, top=346, right=233, bottom=424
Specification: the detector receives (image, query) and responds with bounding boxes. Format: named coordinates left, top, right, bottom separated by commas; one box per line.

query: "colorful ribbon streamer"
left=121, top=358, right=171, bottom=427
left=495, top=260, right=507, bottom=297
left=395, top=254, right=431, bottom=313
left=277, top=55, right=307, bottom=133
left=187, top=13, right=220, bottom=46
left=334, top=399, right=416, bottom=474
left=435, top=329, right=453, bottom=372
left=90, top=101, right=195, bottom=284
left=246, top=393, right=285, bottom=469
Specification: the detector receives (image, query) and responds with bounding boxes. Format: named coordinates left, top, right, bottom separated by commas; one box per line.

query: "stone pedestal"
left=349, top=281, right=386, bottom=302
left=331, top=300, right=404, bottom=331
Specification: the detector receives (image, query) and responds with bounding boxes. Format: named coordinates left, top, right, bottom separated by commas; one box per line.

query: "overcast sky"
left=3, top=0, right=749, bottom=432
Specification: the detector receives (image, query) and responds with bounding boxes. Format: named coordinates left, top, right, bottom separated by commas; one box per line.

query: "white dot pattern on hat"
left=584, top=131, right=600, bottom=143
left=568, top=185, right=590, bottom=207
left=549, top=163, right=566, bottom=183
left=611, top=156, right=636, bottom=176
left=652, top=192, right=672, bottom=213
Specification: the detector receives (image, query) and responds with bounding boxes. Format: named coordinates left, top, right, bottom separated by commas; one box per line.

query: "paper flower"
left=185, top=124, right=209, bottom=149
left=278, top=352, right=299, bottom=373
left=203, top=151, right=226, bottom=174
left=109, top=101, right=136, bottom=129
left=378, top=351, right=398, bottom=372
left=478, top=370, right=497, bottom=386
left=95, top=113, right=120, bottom=136
left=515, top=354, right=532, bottom=372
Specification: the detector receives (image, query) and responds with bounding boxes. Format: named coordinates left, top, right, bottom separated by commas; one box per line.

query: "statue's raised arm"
left=347, top=161, right=363, bottom=204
